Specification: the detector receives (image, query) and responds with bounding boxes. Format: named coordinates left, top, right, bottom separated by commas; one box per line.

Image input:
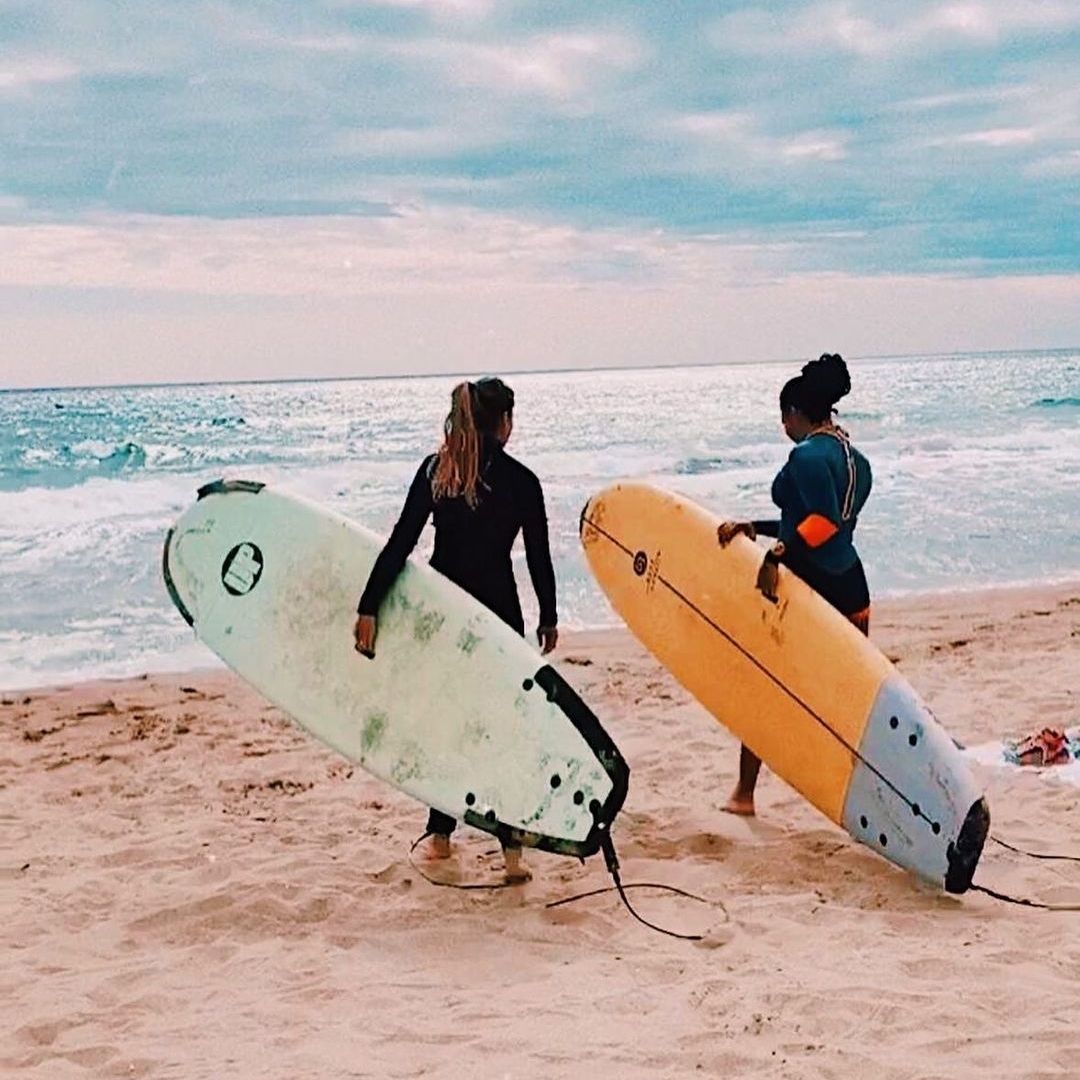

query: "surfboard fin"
left=944, top=796, right=990, bottom=894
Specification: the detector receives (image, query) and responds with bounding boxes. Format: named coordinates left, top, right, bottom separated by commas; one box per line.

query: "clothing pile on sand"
left=1003, top=726, right=1080, bottom=767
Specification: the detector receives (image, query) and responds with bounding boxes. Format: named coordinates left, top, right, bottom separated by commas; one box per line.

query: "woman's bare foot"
left=420, top=833, right=453, bottom=860
left=725, top=747, right=762, bottom=816
left=722, top=791, right=756, bottom=817
left=502, top=846, right=532, bottom=884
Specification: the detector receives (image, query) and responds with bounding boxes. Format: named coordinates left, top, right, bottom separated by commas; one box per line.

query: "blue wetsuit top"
left=754, top=429, right=872, bottom=576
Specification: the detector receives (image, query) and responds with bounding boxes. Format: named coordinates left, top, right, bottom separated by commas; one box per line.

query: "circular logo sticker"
left=221, top=542, right=264, bottom=596
left=632, top=551, right=648, bottom=576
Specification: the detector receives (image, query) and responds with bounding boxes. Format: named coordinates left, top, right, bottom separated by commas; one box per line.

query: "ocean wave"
left=0, top=437, right=332, bottom=493
left=98, top=441, right=147, bottom=471
left=675, top=456, right=747, bottom=475
left=0, top=441, right=147, bottom=491
left=1031, top=397, right=1080, bottom=409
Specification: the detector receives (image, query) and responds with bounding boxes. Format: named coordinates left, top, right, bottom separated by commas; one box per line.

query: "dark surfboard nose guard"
left=945, top=796, right=990, bottom=894
left=463, top=665, right=630, bottom=860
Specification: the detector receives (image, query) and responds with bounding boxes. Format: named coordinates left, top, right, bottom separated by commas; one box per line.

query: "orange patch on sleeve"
left=796, top=513, right=839, bottom=548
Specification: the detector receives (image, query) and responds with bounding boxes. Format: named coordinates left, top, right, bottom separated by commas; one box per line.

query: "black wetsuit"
left=357, top=441, right=557, bottom=630
left=357, top=440, right=558, bottom=837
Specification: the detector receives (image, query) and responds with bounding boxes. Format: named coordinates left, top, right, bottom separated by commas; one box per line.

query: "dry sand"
left=3, top=584, right=1079, bottom=1079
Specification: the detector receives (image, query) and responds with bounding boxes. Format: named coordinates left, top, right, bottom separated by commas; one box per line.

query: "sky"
left=1, top=0, right=1079, bottom=388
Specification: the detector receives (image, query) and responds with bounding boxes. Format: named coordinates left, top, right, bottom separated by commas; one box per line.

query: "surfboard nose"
left=944, top=796, right=990, bottom=894
left=162, top=526, right=196, bottom=627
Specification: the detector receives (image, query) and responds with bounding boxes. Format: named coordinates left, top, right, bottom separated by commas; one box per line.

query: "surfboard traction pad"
left=463, top=665, right=629, bottom=859
left=841, top=675, right=989, bottom=894
left=165, top=479, right=630, bottom=862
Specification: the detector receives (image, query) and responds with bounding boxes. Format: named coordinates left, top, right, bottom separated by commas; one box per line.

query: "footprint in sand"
left=22, top=725, right=62, bottom=743
left=75, top=700, right=118, bottom=718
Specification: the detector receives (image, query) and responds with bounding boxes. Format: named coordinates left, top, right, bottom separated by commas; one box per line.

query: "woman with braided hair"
left=716, top=353, right=873, bottom=817
left=354, top=376, right=558, bottom=882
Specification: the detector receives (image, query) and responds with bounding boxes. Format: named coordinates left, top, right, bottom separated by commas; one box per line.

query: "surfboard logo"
left=221, top=542, right=264, bottom=596
left=633, top=551, right=648, bottom=576
left=645, top=550, right=661, bottom=593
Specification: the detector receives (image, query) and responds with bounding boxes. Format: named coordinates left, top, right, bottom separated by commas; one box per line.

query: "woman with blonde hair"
left=354, top=376, right=558, bottom=882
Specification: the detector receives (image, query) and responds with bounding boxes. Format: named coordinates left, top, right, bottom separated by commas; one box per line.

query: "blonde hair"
left=432, top=382, right=482, bottom=506
left=431, top=378, right=514, bottom=507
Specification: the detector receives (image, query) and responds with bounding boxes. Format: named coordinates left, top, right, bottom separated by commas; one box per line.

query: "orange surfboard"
left=581, top=482, right=988, bottom=892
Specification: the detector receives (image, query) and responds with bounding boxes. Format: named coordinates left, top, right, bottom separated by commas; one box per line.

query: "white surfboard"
left=163, top=479, right=628, bottom=857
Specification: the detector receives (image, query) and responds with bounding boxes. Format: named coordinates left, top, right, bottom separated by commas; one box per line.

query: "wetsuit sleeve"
left=357, top=459, right=435, bottom=616
left=521, top=473, right=558, bottom=628
left=785, top=449, right=841, bottom=549
left=751, top=519, right=781, bottom=538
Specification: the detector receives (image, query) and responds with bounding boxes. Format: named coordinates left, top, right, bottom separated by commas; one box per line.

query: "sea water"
left=1, top=349, right=1078, bottom=689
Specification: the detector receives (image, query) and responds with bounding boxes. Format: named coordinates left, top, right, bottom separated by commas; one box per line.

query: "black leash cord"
left=589, top=832, right=708, bottom=941
left=971, top=883, right=1080, bottom=911
left=406, top=832, right=516, bottom=891
left=407, top=831, right=719, bottom=938
left=990, top=834, right=1080, bottom=863
left=973, top=836, right=1080, bottom=909
left=546, top=882, right=711, bottom=909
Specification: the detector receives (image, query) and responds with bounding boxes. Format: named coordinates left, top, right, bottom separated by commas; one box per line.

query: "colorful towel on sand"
left=1003, top=727, right=1079, bottom=767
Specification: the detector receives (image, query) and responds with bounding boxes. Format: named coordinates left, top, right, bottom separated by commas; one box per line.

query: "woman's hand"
left=717, top=521, right=756, bottom=547
left=354, top=614, right=377, bottom=658
left=537, top=626, right=559, bottom=655
left=756, top=554, right=780, bottom=603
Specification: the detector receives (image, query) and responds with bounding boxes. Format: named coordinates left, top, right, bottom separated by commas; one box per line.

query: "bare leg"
left=723, top=745, right=762, bottom=816
left=421, top=808, right=456, bottom=859
left=501, top=843, right=532, bottom=884
left=420, top=832, right=453, bottom=860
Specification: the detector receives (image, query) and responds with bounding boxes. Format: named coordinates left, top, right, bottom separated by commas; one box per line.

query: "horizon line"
left=1, top=344, right=1077, bottom=395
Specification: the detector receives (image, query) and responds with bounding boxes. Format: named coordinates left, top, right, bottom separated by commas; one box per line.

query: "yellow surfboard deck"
left=582, top=482, right=988, bottom=892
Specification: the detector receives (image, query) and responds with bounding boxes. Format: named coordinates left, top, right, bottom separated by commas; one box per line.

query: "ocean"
left=1, top=349, right=1078, bottom=690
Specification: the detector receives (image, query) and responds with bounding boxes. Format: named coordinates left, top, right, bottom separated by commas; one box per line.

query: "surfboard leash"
left=969, top=836, right=1080, bottom=911
left=969, top=883, right=1080, bottom=911
left=406, top=830, right=721, bottom=937
left=546, top=832, right=713, bottom=942
left=406, top=832, right=519, bottom=891
left=989, top=834, right=1080, bottom=863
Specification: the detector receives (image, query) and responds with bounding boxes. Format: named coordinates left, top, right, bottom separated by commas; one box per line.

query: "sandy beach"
left=3, top=583, right=1079, bottom=1080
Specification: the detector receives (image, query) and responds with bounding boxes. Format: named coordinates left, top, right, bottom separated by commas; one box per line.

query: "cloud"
left=0, top=58, right=79, bottom=92
left=670, top=111, right=849, bottom=170
left=390, top=31, right=643, bottom=100
left=346, top=0, right=498, bottom=18
left=0, top=0, right=1077, bottom=307
left=709, top=2, right=1080, bottom=58
left=333, top=123, right=504, bottom=158
left=952, top=127, right=1038, bottom=147
left=0, top=206, right=790, bottom=298
left=4, top=269, right=1078, bottom=389
left=1026, top=150, right=1080, bottom=178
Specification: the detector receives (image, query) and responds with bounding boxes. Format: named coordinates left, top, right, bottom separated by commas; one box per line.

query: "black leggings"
left=787, top=554, right=871, bottom=625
